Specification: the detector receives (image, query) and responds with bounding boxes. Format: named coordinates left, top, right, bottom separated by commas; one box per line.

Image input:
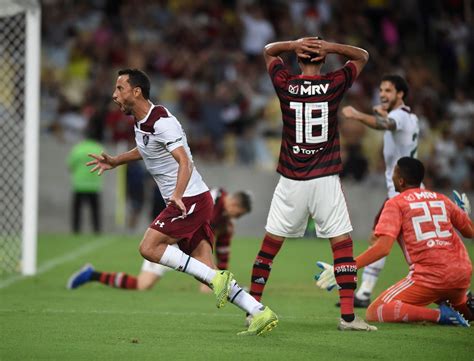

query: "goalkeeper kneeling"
left=316, top=158, right=474, bottom=327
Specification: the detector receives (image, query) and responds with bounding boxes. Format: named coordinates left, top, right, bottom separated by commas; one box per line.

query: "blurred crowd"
left=41, top=0, right=474, bottom=191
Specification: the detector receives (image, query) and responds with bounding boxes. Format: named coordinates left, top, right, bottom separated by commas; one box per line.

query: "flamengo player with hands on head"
left=86, top=69, right=277, bottom=336
left=247, top=36, right=376, bottom=331
left=341, top=74, right=420, bottom=307
left=316, top=157, right=473, bottom=327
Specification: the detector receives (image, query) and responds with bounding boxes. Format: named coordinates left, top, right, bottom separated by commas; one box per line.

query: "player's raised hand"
left=294, top=37, right=320, bottom=59
left=168, top=194, right=187, bottom=218
left=373, top=105, right=388, bottom=117
left=341, top=106, right=358, bottom=119
left=310, top=39, right=331, bottom=62
left=314, top=261, right=338, bottom=291
left=453, top=190, right=471, bottom=214
left=86, top=152, right=117, bottom=175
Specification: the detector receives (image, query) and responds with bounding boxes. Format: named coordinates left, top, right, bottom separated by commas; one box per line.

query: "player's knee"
left=139, top=242, right=154, bottom=261
left=329, top=233, right=351, bottom=245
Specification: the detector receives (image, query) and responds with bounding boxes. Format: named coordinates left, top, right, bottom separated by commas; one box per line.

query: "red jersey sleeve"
left=268, top=58, right=290, bottom=91
left=374, top=198, right=403, bottom=239
left=328, top=61, right=357, bottom=91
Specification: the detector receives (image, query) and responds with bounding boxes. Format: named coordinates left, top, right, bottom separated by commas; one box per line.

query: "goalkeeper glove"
left=453, top=190, right=471, bottom=214
left=314, top=261, right=338, bottom=291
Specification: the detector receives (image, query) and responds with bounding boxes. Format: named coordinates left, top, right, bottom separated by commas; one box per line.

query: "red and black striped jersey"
left=268, top=58, right=357, bottom=180
left=210, top=187, right=228, bottom=229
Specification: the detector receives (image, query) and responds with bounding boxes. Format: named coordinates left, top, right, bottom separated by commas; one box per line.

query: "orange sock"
left=367, top=300, right=439, bottom=323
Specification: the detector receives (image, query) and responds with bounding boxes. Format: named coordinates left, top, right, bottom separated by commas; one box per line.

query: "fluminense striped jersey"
left=268, top=59, right=357, bottom=180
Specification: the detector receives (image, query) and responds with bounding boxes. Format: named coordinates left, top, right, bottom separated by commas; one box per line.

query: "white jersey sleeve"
left=383, top=105, right=420, bottom=198
left=154, top=118, right=185, bottom=153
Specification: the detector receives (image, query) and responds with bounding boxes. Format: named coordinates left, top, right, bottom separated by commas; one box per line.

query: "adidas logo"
left=254, top=277, right=266, bottom=285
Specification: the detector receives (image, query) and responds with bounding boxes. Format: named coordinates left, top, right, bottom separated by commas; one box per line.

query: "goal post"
left=0, top=0, right=41, bottom=276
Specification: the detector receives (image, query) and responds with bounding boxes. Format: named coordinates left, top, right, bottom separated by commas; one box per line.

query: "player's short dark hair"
left=397, top=157, right=424, bottom=186
left=381, top=74, right=409, bottom=100
left=234, top=191, right=252, bottom=213
left=298, top=36, right=324, bottom=65
left=118, top=68, right=150, bottom=99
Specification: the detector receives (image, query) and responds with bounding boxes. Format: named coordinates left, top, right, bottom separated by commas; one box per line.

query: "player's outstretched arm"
left=312, top=40, right=369, bottom=77
left=315, top=235, right=395, bottom=291
left=263, top=37, right=320, bottom=71
left=341, top=105, right=396, bottom=131
left=355, top=235, right=396, bottom=269
left=87, top=147, right=142, bottom=175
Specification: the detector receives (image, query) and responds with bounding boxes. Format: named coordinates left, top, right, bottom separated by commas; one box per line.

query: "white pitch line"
left=0, top=236, right=116, bottom=290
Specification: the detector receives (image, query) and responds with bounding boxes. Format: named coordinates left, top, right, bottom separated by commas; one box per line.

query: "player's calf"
left=331, top=237, right=357, bottom=322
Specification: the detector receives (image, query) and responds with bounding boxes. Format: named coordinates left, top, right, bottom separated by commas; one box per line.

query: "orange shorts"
left=369, top=277, right=468, bottom=308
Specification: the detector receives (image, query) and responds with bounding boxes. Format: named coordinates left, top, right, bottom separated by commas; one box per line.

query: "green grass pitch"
left=1, top=234, right=473, bottom=360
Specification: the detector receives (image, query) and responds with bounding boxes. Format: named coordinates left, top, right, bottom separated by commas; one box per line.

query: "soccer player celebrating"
left=247, top=37, right=376, bottom=331
left=81, top=69, right=277, bottom=336
left=67, top=188, right=252, bottom=291
left=316, top=157, right=473, bottom=326
left=341, top=75, right=420, bottom=307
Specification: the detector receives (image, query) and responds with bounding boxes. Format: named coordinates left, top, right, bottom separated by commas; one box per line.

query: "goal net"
left=0, top=0, right=40, bottom=277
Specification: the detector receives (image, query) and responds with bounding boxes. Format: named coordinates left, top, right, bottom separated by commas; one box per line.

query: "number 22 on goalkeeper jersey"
left=374, top=188, right=472, bottom=289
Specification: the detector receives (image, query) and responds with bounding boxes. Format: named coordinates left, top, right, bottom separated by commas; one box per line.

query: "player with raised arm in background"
left=83, top=69, right=277, bottom=336
left=316, top=157, right=473, bottom=326
left=340, top=75, right=420, bottom=307
left=67, top=189, right=252, bottom=291
left=247, top=36, right=376, bottom=330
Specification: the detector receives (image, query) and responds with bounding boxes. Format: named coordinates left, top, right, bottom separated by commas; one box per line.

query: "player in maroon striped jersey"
left=247, top=37, right=376, bottom=330
left=211, top=188, right=252, bottom=270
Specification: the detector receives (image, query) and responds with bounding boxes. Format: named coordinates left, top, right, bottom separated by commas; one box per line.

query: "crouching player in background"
left=67, top=188, right=252, bottom=291
left=316, top=157, right=473, bottom=326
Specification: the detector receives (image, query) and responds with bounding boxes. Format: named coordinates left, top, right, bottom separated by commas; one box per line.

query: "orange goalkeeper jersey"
left=374, top=188, right=472, bottom=289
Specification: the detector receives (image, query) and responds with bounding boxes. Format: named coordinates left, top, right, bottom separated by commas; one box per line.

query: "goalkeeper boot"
left=238, top=307, right=278, bottom=336
left=67, top=264, right=94, bottom=289
left=338, top=316, right=377, bottom=331
left=466, top=291, right=474, bottom=314
left=438, top=302, right=470, bottom=327
left=210, top=270, right=234, bottom=308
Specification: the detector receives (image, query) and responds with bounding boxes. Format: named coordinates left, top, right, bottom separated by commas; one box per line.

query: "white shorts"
left=140, top=259, right=171, bottom=277
left=265, top=174, right=352, bottom=238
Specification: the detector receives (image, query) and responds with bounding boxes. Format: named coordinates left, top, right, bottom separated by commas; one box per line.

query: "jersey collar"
left=136, top=101, right=156, bottom=125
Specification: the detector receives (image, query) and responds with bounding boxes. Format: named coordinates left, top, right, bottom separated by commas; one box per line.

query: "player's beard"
left=119, top=100, right=134, bottom=115
left=381, top=97, right=396, bottom=112
left=122, top=106, right=133, bottom=115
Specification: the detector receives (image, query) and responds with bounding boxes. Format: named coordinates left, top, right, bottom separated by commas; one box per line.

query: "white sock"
left=356, top=257, right=387, bottom=300
left=228, top=280, right=264, bottom=315
left=159, top=245, right=216, bottom=284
